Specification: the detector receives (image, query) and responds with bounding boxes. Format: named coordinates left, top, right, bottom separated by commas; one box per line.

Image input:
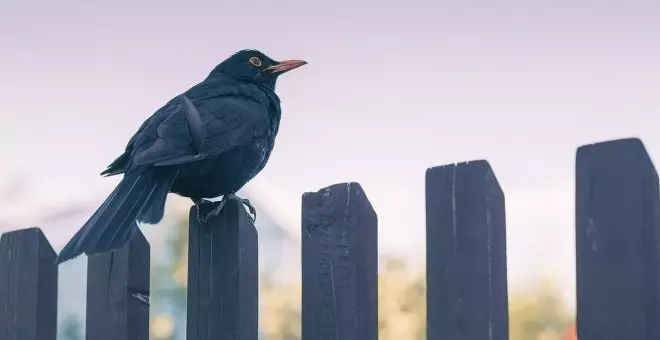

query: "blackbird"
left=55, top=49, right=306, bottom=264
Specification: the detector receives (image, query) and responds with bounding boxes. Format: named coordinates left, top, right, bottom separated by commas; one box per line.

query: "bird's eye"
left=249, top=57, right=262, bottom=67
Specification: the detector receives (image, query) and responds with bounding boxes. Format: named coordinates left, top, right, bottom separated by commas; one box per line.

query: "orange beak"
left=265, top=59, right=307, bottom=74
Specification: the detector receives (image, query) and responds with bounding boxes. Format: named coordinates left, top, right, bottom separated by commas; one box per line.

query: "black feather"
left=55, top=168, right=177, bottom=264
left=179, top=94, right=206, bottom=154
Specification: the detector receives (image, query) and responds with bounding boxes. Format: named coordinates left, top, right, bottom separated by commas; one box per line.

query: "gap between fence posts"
left=0, top=227, right=58, bottom=340
left=425, top=160, right=508, bottom=340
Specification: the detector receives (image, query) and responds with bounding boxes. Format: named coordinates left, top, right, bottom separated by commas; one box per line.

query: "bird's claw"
left=244, top=200, right=257, bottom=223
left=192, top=198, right=206, bottom=225
left=201, top=193, right=256, bottom=224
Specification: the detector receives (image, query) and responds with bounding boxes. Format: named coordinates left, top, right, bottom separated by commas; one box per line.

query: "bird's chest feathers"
left=246, top=90, right=281, bottom=172
left=258, top=86, right=282, bottom=136
left=183, top=83, right=281, bottom=170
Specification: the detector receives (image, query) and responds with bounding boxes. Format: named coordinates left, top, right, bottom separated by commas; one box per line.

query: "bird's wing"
left=100, top=98, right=177, bottom=176
left=131, top=84, right=271, bottom=167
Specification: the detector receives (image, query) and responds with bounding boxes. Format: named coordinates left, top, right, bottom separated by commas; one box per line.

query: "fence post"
left=0, top=227, right=58, bottom=340
left=576, top=138, right=660, bottom=339
left=187, top=199, right=258, bottom=340
left=425, top=160, right=508, bottom=340
left=85, top=228, right=150, bottom=340
left=301, top=182, right=378, bottom=340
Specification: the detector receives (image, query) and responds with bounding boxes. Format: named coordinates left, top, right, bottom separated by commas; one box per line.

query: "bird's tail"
left=55, top=168, right=178, bottom=264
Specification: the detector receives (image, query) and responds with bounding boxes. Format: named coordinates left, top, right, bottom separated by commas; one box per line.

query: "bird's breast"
left=170, top=134, right=275, bottom=199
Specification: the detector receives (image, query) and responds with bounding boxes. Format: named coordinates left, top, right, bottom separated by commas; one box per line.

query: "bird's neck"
left=205, top=72, right=277, bottom=91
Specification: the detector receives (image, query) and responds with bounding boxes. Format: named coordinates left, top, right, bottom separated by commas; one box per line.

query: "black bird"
left=55, top=49, right=306, bottom=264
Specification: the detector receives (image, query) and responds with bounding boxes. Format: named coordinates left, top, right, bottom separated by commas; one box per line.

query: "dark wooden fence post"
left=187, top=200, right=258, bottom=340
left=301, top=182, right=378, bottom=340
left=425, top=160, right=508, bottom=340
left=85, top=228, right=150, bottom=340
left=576, top=138, right=660, bottom=339
left=0, top=227, right=58, bottom=340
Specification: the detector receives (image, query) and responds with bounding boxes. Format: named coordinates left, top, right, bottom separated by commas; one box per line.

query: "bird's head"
left=208, top=49, right=307, bottom=89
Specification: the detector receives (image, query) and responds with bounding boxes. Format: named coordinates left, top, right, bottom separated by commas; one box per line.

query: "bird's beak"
left=266, top=60, right=307, bottom=74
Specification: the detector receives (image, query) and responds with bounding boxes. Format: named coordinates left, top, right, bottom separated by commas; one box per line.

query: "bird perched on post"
left=55, top=49, right=306, bottom=264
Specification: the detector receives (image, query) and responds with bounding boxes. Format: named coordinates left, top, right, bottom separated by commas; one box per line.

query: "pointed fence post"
left=576, top=138, right=660, bottom=339
left=301, top=182, right=378, bottom=340
left=85, top=228, right=150, bottom=340
left=187, top=200, right=258, bottom=340
left=425, top=160, right=508, bottom=340
left=0, top=227, right=58, bottom=340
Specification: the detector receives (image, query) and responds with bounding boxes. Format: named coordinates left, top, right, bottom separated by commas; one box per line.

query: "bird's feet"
left=200, top=193, right=256, bottom=224
left=191, top=198, right=206, bottom=224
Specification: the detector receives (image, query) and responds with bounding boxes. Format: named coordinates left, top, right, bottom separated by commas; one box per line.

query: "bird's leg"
left=203, top=193, right=257, bottom=224
left=240, top=196, right=257, bottom=222
left=191, top=197, right=205, bottom=224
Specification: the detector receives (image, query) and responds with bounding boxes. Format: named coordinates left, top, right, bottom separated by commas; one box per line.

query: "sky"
left=1, top=0, right=660, bottom=310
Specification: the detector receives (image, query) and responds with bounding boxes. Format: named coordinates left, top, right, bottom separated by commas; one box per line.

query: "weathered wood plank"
left=85, top=228, right=150, bottom=340
left=187, top=200, right=258, bottom=340
left=576, top=138, right=660, bottom=339
left=426, top=160, right=508, bottom=340
left=0, top=227, right=58, bottom=340
left=301, top=182, right=378, bottom=340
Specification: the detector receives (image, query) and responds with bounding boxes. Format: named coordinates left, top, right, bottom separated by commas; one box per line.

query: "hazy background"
left=1, top=0, right=658, bottom=338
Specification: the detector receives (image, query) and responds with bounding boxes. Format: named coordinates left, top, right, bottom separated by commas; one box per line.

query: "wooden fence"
left=1, top=137, right=659, bottom=339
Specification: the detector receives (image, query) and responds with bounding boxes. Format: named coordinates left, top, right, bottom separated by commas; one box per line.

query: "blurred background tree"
left=508, top=277, right=574, bottom=340
left=149, top=215, right=188, bottom=340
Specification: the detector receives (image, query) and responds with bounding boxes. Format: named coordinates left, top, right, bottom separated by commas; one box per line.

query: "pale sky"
left=2, top=0, right=660, bottom=310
